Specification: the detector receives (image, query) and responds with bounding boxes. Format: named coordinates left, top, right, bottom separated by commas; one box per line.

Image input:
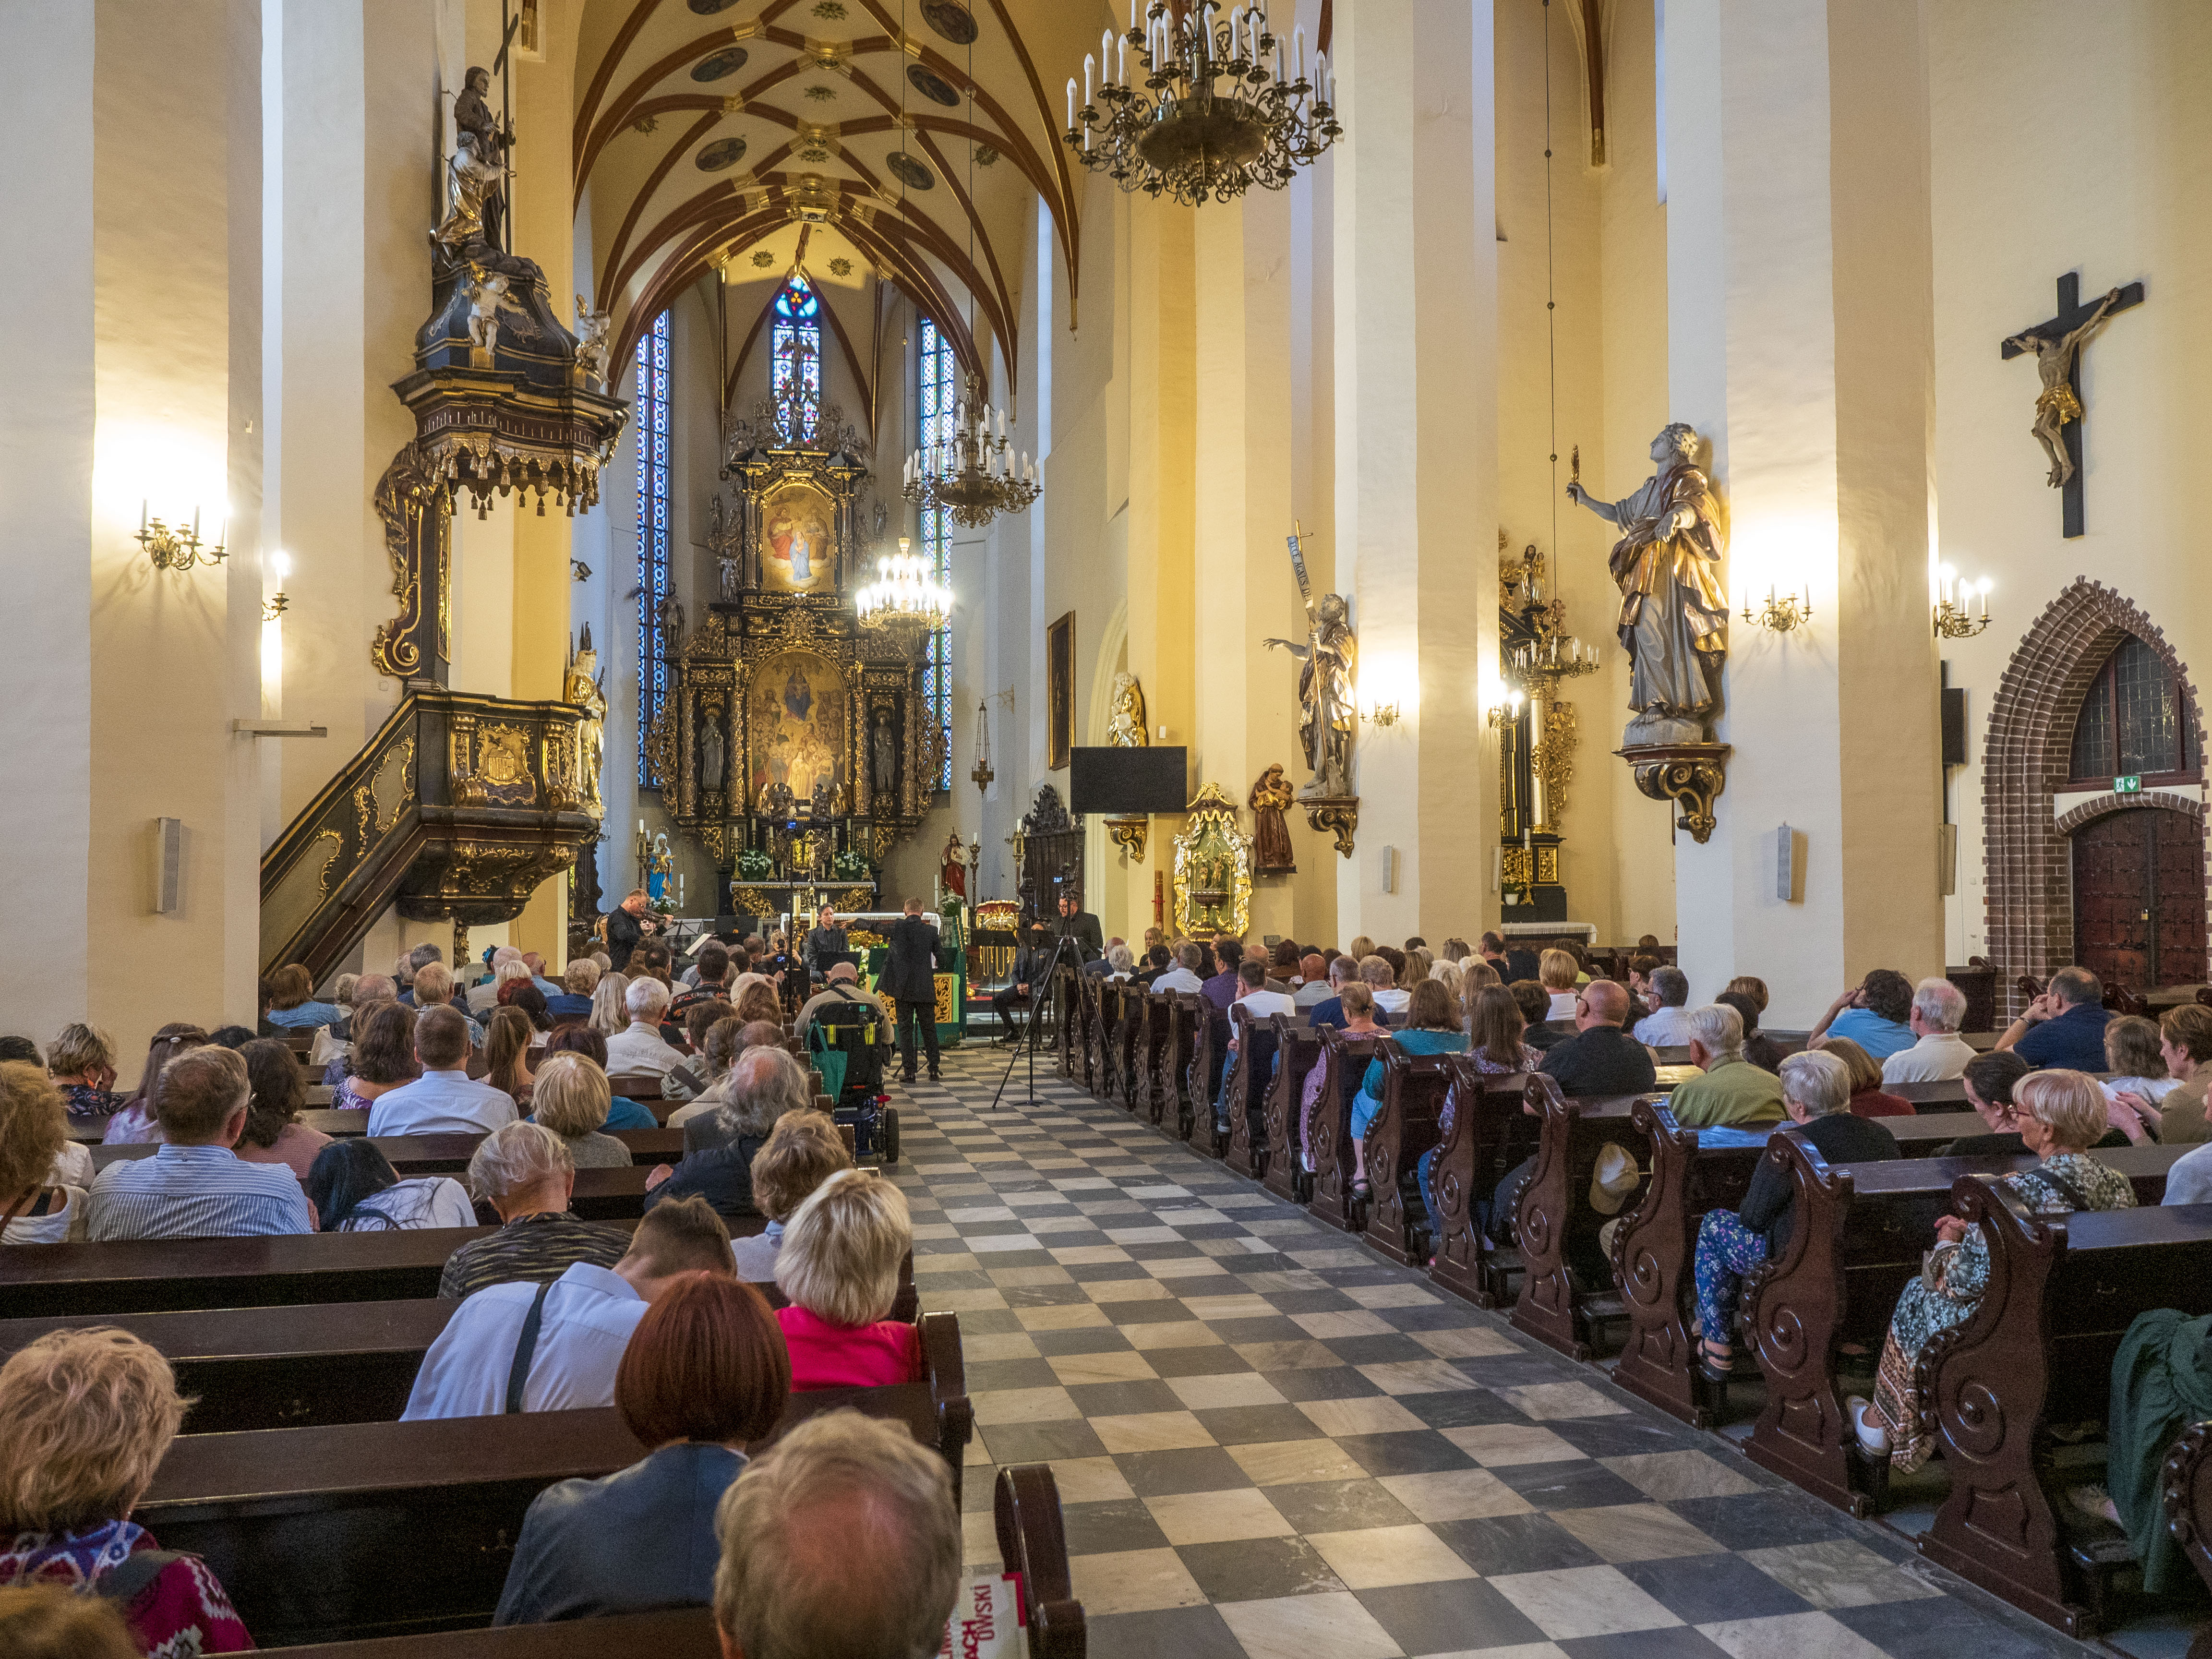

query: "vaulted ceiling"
left=576, top=0, right=1094, bottom=435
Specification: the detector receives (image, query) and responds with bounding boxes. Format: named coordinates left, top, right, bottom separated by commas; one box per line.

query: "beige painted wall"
left=1927, top=0, right=2212, bottom=964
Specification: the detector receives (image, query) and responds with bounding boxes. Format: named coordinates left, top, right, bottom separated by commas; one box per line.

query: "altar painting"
left=748, top=650, right=847, bottom=811
left=762, top=481, right=834, bottom=594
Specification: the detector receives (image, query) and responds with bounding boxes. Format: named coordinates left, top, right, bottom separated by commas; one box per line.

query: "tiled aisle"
left=900, top=1046, right=2096, bottom=1659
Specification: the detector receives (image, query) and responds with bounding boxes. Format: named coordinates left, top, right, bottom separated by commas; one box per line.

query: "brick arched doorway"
left=1981, top=579, right=2206, bottom=1014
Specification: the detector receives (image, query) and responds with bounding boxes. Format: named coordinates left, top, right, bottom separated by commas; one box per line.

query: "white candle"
left=1103, top=30, right=1114, bottom=77
left=1084, top=53, right=1094, bottom=105
left=1066, top=77, right=1076, bottom=127
left=1294, top=26, right=1304, bottom=81
left=1118, top=34, right=1127, bottom=83
left=1132, top=0, right=1142, bottom=33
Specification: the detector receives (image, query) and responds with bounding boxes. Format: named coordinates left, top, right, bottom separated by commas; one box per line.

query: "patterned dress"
left=1, top=1518, right=254, bottom=1653
left=1869, top=1153, right=2135, bottom=1471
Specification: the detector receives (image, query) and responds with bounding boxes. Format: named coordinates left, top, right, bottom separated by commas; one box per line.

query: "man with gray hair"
left=604, top=975, right=693, bottom=1097
left=713, top=1411, right=961, bottom=1659
left=1663, top=1004, right=1785, bottom=1130
left=1881, top=976, right=1976, bottom=1086
left=1151, top=939, right=1208, bottom=997
left=1687, top=1048, right=1900, bottom=1377
left=645, top=1045, right=811, bottom=1219
left=399, top=942, right=444, bottom=1004
left=1631, top=965, right=1697, bottom=1048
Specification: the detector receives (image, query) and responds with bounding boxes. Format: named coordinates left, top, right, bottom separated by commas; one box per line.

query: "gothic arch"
left=1981, top=578, right=2206, bottom=1013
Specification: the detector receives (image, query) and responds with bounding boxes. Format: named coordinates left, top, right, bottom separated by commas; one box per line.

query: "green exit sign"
left=2116, top=774, right=2143, bottom=793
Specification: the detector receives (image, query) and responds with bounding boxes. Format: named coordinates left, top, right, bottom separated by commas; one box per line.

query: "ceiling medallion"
left=855, top=537, right=954, bottom=650
left=919, top=0, right=978, bottom=46
left=903, top=375, right=1039, bottom=530
left=1067, top=0, right=1341, bottom=207
left=692, top=45, right=748, bottom=82
left=751, top=250, right=776, bottom=268
left=696, top=136, right=748, bottom=171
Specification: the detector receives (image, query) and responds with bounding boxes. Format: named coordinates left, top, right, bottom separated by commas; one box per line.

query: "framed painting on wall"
left=1046, top=611, right=1075, bottom=771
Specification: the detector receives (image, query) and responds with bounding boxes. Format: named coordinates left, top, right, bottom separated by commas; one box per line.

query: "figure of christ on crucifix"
left=2002, top=271, right=2144, bottom=538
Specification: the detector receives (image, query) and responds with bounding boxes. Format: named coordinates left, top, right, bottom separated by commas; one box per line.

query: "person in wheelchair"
left=794, top=962, right=886, bottom=1044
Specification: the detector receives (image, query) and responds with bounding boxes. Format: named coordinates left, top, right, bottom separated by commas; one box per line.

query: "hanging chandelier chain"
left=1064, top=0, right=1342, bottom=208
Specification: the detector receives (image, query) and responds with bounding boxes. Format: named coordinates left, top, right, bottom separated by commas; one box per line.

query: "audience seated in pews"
left=1809, top=968, right=1916, bottom=1060
left=528, top=1053, right=632, bottom=1168
left=407, top=1194, right=735, bottom=1419
left=1412, top=986, right=1541, bottom=1238
left=1690, top=1050, right=1900, bottom=1379
left=2102, top=1014, right=2177, bottom=1103
left=1302, top=954, right=1356, bottom=1029
left=733, top=1110, right=851, bottom=1283
left=0, top=1585, right=140, bottom=1659
left=1102, top=943, right=1138, bottom=981
left=2, top=1064, right=88, bottom=1244
left=1631, top=966, right=1696, bottom=1047
left=649, top=1047, right=811, bottom=1220
left=408, top=962, right=484, bottom=1046
left=1537, top=981, right=1658, bottom=1097
left=1348, top=980, right=1466, bottom=1199
left=1225, top=962, right=1296, bottom=1053
left=262, top=962, right=343, bottom=1033
left=2117, top=1004, right=2212, bottom=1146
left=498, top=982, right=553, bottom=1038
left=1661, top=1005, right=1785, bottom=1131
left=1506, top=980, right=1557, bottom=1051
left=606, top=980, right=697, bottom=1100
left=1852, top=1069, right=2134, bottom=1470
left=1366, top=952, right=1411, bottom=1015
left=2076, top=1304, right=2212, bottom=1599
left=1200, top=938, right=1244, bottom=1012
left=100, top=1025, right=207, bottom=1147
left=588, top=970, right=632, bottom=1037
left=233, top=1038, right=332, bottom=1184
left=1151, top=940, right=1208, bottom=998
left=541, top=1024, right=659, bottom=1130
left=775, top=1169, right=921, bottom=1389
left=1625, top=955, right=1662, bottom=1018
left=366, top=1005, right=516, bottom=1137
left=1814, top=1036, right=1913, bottom=1118
left=306, top=1138, right=474, bottom=1230
left=481, top=1007, right=537, bottom=1112
left=493, top=1273, right=790, bottom=1626
left=672, top=943, right=735, bottom=1018
left=665, top=1017, right=745, bottom=1126
left=47, top=1025, right=121, bottom=1119
left=712, top=1412, right=960, bottom=1659
left=1292, top=953, right=1332, bottom=1010
left=793, top=962, right=888, bottom=1043
left=465, top=946, right=524, bottom=1013
left=87, top=1047, right=313, bottom=1242
left=0, top=1329, right=252, bottom=1654
left=330, top=1000, right=418, bottom=1113
left=439, top=1121, right=631, bottom=1299
left=1715, top=991, right=1785, bottom=1074
left=1996, top=964, right=2111, bottom=1070
left=1879, top=978, right=1976, bottom=1084
left=545, top=958, right=599, bottom=1024
left=1538, top=950, right=1580, bottom=1023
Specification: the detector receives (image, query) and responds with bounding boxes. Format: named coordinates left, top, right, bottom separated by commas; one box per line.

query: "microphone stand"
left=986, top=927, right=1088, bottom=1113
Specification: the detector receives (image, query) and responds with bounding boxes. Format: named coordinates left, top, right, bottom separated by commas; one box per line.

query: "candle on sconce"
left=1084, top=54, right=1094, bottom=105
left=1066, top=78, right=1076, bottom=127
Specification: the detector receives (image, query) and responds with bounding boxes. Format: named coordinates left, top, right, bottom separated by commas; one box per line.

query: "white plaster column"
left=1331, top=0, right=1501, bottom=942
left=1663, top=0, right=1942, bottom=1022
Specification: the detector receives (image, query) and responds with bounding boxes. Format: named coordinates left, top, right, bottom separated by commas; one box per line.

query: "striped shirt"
left=438, top=1210, right=630, bottom=1300
left=85, top=1143, right=316, bottom=1241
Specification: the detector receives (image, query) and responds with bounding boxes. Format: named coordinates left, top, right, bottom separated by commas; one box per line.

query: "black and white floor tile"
left=896, top=1045, right=2103, bottom=1659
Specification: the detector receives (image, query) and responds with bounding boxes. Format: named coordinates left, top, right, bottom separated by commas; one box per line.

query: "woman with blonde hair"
left=1853, top=1070, right=2134, bottom=1470
left=0, top=1330, right=252, bottom=1652
left=589, top=971, right=632, bottom=1038
left=1538, top=949, right=1581, bottom=1022
left=734, top=1109, right=852, bottom=1281
left=0, top=1064, right=86, bottom=1245
left=529, top=1053, right=631, bottom=1168
left=774, top=1168, right=919, bottom=1390
left=47, top=1025, right=120, bottom=1119
left=483, top=1007, right=538, bottom=1109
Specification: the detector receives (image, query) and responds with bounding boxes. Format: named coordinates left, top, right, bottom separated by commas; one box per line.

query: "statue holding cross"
left=2002, top=271, right=2144, bottom=538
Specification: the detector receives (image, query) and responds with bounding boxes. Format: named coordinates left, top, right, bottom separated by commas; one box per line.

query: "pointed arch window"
left=772, top=276, right=822, bottom=444
left=636, top=308, right=672, bottom=786
left=917, top=317, right=956, bottom=791
left=2068, top=635, right=2197, bottom=788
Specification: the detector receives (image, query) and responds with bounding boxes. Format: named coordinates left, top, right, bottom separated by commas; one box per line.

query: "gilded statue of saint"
left=1263, top=594, right=1355, bottom=800
left=1564, top=422, right=1728, bottom=746
left=1107, top=672, right=1148, bottom=747
left=562, top=626, right=607, bottom=811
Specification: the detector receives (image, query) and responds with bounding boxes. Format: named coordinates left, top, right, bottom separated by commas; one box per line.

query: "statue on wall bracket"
left=1565, top=421, right=1731, bottom=843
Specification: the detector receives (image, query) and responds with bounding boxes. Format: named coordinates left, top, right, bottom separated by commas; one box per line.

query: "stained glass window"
left=2070, top=634, right=2193, bottom=784
left=918, top=317, right=956, bottom=791
left=772, top=276, right=822, bottom=444
left=636, top=309, right=672, bottom=786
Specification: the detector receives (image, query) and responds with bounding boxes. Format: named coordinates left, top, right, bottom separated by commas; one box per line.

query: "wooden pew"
left=1111, top=981, right=1145, bottom=1106
left=1741, top=1134, right=2188, bottom=1519
left=90, top=1128, right=689, bottom=1176
left=1888, top=1078, right=1970, bottom=1108
left=1134, top=991, right=1173, bottom=1128
left=3, top=1228, right=495, bottom=1318
left=2159, top=1422, right=2212, bottom=1659
left=1182, top=994, right=1231, bottom=1160
left=1158, top=992, right=1200, bottom=1144
left=1362, top=1044, right=1456, bottom=1266
left=1426, top=1058, right=1542, bottom=1310
left=1261, top=1017, right=1325, bottom=1204
left=1225, top=1005, right=1286, bottom=1180
left=1307, top=1029, right=1386, bottom=1234
left=1509, top=1076, right=1663, bottom=1360
left=1916, top=1186, right=2212, bottom=1636
left=1085, top=980, right=1120, bottom=1102
left=249, top=1460, right=1083, bottom=1659
left=1603, top=1101, right=1767, bottom=1428
left=137, top=1312, right=972, bottom=1647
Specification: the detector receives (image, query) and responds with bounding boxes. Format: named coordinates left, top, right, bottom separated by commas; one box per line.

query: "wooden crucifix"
left=2000, top=270, right=2144, bottom=538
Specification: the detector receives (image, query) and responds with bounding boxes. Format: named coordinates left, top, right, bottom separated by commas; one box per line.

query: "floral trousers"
left=1693, top=1209, right=1767, bottom=1345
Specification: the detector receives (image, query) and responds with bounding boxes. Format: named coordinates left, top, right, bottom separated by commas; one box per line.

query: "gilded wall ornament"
left=1171, top=783, right=1254, bottom=939
left=1107, top=672, right=1147, bottom=748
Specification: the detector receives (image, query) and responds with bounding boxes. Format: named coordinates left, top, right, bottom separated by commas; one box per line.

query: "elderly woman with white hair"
left=1852, top=1070, right=2135, bottom=1470
left=1660, top=1004, right=1787, bottom=1130
left=774, top=1168, right=920, bottom=1390
left=603, top=975, right=694, bottom=1099
left=1104, top=942, right=1137, bottom=980
left=529, top=1053, right=632, bottom=1168
left=437, top=1121, right=631, bottom=1300
left=1688, top=1050, right=1901, bottom=1380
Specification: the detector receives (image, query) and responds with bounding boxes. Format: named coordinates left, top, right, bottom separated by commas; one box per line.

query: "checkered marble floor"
left=895, top=1046, right=2098, bottom=1659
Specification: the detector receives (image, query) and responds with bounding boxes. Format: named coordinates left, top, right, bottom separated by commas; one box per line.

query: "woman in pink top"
left=772, top=1168, right=921, bottom=1390
left=234, top=1039, right=334, bottom=1182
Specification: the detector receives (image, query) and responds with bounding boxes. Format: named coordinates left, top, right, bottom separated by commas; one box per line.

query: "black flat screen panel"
left=1069, top=746, right=1188, bottom=815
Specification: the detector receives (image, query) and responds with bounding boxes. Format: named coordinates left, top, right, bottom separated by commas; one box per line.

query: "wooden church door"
left=2072, top=808, right=2208, bottom=991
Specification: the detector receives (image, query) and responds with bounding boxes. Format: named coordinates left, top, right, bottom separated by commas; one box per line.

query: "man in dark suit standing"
left=1055, top=890, right=1104, bottom=965
left=882, top=898, right=947, bottom=1083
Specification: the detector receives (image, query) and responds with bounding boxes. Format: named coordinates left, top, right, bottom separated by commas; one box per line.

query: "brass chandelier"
left=856, top=538, right=954, bottom=648
left=902, top=377, right=1039, bottom=530
left=1065, top=0, right=1340, bottom=207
